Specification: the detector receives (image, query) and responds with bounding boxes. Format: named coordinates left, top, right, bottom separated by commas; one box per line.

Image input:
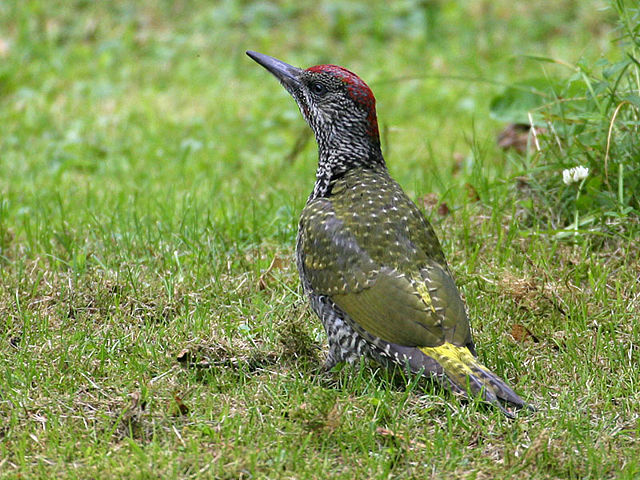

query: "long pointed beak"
left=246, top=51, right=303, bottom=90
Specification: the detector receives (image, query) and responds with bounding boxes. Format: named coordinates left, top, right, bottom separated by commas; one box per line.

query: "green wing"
left=299, top=168, right=472, bottom=349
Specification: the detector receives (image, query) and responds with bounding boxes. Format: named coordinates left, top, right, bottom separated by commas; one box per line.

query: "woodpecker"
left=247, top=51, right=530, bottom=416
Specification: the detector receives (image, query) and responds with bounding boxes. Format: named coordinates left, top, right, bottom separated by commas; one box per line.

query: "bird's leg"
left=322, top=334, right=350, bottom=371
left=322, top=352, right=339, bottom=371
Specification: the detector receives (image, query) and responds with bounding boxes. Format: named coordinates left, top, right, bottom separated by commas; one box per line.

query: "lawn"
left=1, top=1, right=639, bottom=478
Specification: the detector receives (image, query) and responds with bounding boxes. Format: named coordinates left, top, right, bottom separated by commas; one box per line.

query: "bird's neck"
left=306, top=117, right=385, bottom=199
left=310, top=145, right=386, bottom=200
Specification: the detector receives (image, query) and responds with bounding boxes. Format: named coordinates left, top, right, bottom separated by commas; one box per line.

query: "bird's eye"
left=310, top=82, right=327, bottom=96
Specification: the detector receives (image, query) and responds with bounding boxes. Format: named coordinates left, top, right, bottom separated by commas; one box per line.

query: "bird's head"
left=247, top=51, right=383, bottom=170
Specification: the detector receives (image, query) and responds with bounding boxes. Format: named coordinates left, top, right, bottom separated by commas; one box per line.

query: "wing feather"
left=299, top=169, right=473, bottom=349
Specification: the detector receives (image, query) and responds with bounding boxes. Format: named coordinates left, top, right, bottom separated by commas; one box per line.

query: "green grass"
left=1, top=0, right=639, bottom=478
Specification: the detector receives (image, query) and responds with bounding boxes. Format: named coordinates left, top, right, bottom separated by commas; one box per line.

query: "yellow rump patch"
left=419, top=342, right=480, bottom=376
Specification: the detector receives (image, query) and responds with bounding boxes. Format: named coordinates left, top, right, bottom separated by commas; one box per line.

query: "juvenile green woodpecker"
left=247, top=51, right=531, bottom=416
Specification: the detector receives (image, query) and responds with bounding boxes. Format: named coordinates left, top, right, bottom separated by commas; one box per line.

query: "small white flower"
left=562, top=166, right=589, bottom=185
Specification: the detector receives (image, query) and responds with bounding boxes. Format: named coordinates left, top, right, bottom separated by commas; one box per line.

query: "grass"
left=1, top=0, right=639, bottom=478
left=489, top=0, right=640, bottom=234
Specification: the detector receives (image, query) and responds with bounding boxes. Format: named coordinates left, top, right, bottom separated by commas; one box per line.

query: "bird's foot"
left=322, top=355, right=339, bottom=372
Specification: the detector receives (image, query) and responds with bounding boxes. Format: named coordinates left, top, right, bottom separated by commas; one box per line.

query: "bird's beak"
left=246, top=51, right=303, bottom=90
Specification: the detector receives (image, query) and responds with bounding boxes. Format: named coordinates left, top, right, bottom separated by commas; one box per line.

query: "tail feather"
left=418, top=343, right=532, bottom=417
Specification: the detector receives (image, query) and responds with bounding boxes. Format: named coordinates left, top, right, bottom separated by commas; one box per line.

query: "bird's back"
left=297, top=167, right=473, bottom=350
left=316, top=168, right=445, bottom=268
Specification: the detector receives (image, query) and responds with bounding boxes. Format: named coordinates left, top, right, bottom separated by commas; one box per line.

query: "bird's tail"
left=419, top=343, right=531, bottom=417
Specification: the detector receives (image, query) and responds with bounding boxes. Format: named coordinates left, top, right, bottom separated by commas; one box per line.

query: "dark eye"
left=310, top=82, right=327, bottom=96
